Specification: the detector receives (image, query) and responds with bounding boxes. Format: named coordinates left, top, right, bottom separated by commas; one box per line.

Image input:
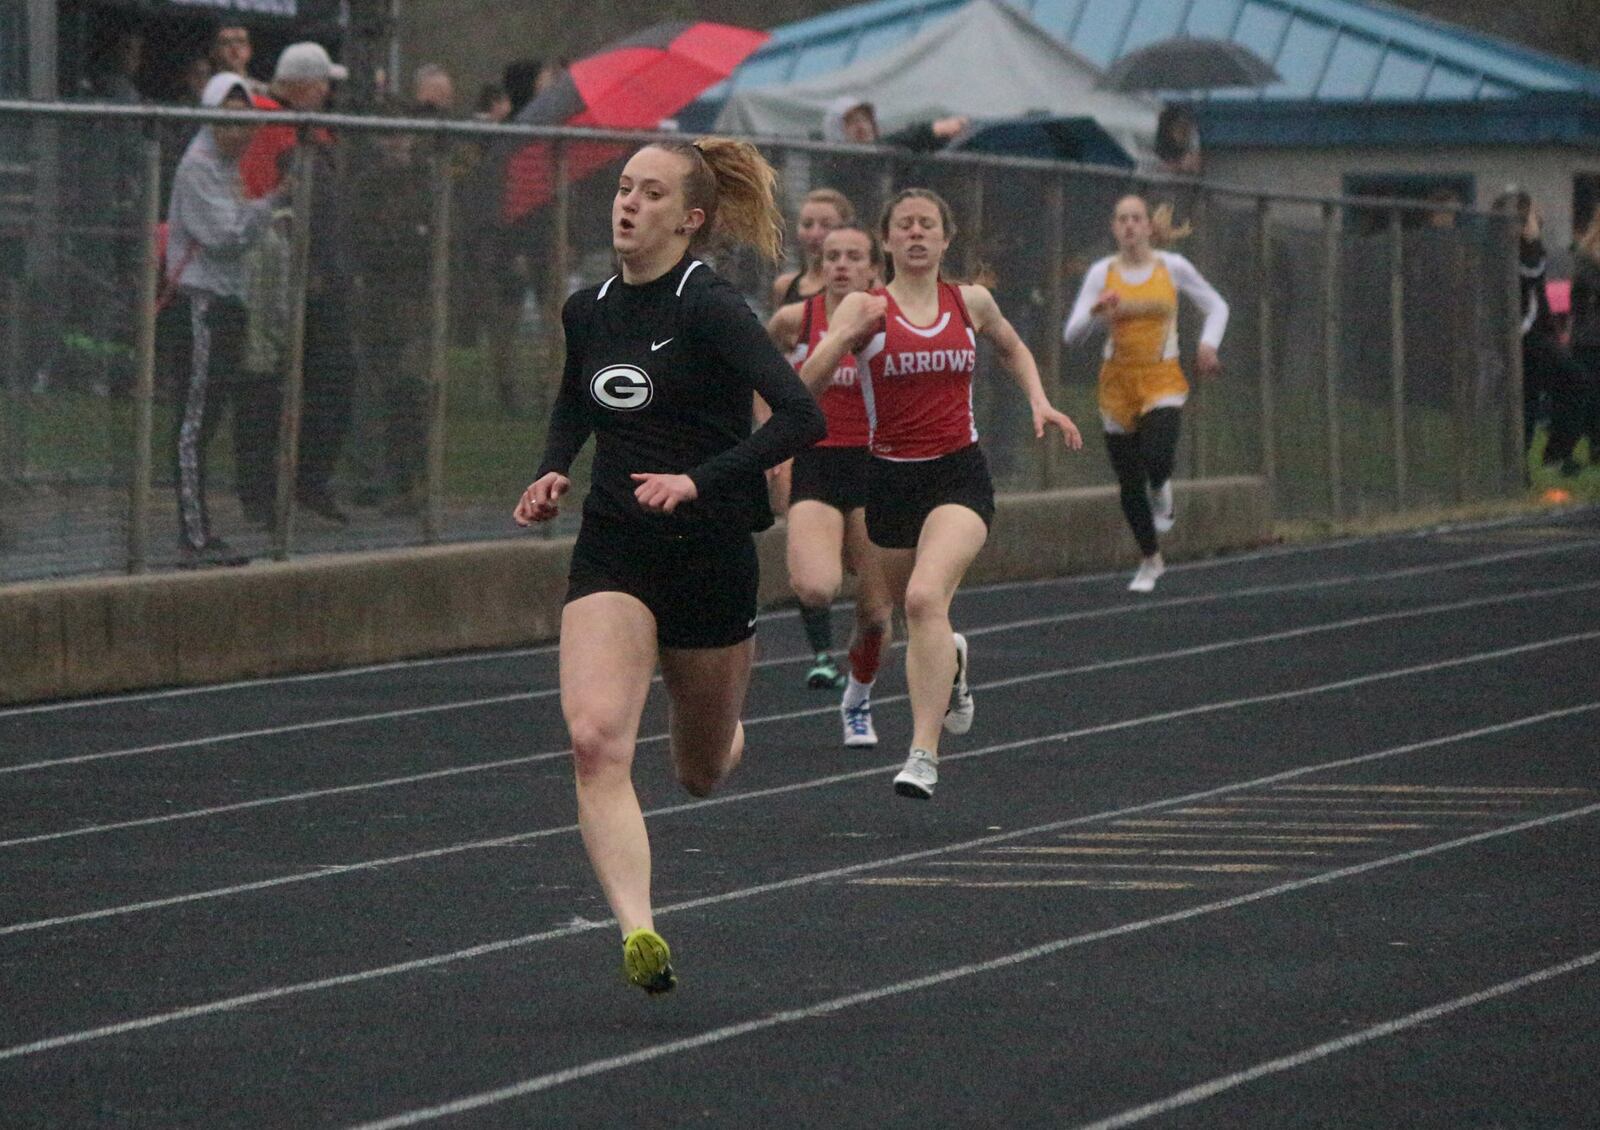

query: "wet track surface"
left=2, top=508, right=1597, bottom=1127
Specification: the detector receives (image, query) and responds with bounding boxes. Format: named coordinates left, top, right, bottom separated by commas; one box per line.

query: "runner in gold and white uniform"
left=1064, top=194, right=1229, bottom=593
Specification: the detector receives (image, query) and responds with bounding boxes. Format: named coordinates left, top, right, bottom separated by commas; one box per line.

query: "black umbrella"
left=948, top=116, right=1136, bottom=170
left=1101, top=36, right=1280, bottom=92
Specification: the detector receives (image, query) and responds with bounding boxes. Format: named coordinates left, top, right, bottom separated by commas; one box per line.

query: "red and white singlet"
left=787, top=292, right=869, bottom=449
left=856, top=282, right=979, bottom=460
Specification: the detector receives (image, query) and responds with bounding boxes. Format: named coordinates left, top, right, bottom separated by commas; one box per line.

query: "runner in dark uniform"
left=769, top=187, right=853, bottom=310
left=514, top=138, right=824, bottom=995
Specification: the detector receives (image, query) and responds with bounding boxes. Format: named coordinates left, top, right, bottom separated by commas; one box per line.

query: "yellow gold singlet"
left=1097, top=257, right=1188, bottom=433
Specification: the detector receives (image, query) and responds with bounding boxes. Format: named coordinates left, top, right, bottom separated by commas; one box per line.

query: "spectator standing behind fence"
left=166, top=74, right=285, bottom=567
left=1064, top=194, right=1228, bottom=594
left=816, top=97, right=969, bottom=216
left=82, top=24, right=143, bottom=102
left=474, top=83, right=511, bottom=123
left=181, top=55, right=214, bottom=105
left=1151, top=105, right=1203, bottom=177
left=1567, top=208, right=1600, bottom=467
left=824, top=97, right=968, bottom=152
left=239, top=42, right=358, bottom=525
left=413, top=64, right=456, bottom=113
left=1496, top=188, right=1591, bottom=477
left=210, top=25, right=269, bottom=99
left=350, top=111, right=434, bottom=515
left=478, top=56, right=570, bottom=417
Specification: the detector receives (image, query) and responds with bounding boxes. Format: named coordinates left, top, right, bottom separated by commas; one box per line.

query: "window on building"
left=1343, top=172, right=1476, bottom=236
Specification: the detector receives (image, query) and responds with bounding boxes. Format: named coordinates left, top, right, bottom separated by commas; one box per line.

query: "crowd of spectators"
left=134, top=25, right=579, bottom=563
left=1497, top=188, right=1600, bottom=479
left=58, top=16, right=1599, bottom=567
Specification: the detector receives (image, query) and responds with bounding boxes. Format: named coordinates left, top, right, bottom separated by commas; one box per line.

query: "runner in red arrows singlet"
left=766, top=223, right=892, bottom=748
left=799, top=188, right=1084, bottom=801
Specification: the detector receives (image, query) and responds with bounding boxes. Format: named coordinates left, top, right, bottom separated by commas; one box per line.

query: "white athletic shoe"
left=893, top=748, right=938, bottom=799
left=943, top=632, right=974, bottom=735
left=1150, top=480, right=1175, bottom=534
left=841, top=699, right=878, bottom=748
left=1129, top=556, right=1166, bottom=593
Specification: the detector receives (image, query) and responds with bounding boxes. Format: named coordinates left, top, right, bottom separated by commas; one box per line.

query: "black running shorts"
left=864, top=444, right=996, bottom=550
left=789, top=445, right=870, bottom=513
left=565, top=517, right=759, bottom=649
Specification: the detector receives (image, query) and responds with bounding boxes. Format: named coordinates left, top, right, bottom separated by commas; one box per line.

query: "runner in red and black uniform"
left=761, top=188, right=854, bottom=516
left=801, top=188, right=1083, bottom=799
left=767, top=223, right=892, bottom=746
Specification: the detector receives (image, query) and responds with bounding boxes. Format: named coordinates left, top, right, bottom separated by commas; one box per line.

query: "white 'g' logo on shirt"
left=590, top=364, right=654, bottom=410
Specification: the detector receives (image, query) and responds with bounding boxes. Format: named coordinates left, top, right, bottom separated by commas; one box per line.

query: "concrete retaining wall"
left=0, top=477, right=1269, bottom=705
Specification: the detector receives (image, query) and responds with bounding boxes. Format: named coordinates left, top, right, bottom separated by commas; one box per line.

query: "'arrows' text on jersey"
left=878, top=348, right=976, bottom=378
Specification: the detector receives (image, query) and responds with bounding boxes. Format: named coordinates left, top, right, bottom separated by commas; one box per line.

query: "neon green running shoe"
left=622, top=927, right=676, bottom=995
left=805, top=653, right=846, bottom=690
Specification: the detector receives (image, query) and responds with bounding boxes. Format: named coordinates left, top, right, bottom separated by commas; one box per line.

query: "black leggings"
left=1523, top=332, right=1594, bottom=463
left=1105, top=407, right=1182, bottom=557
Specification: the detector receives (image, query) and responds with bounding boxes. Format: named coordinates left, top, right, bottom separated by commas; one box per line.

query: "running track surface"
left=2, top=509, right=1597, bottom=1128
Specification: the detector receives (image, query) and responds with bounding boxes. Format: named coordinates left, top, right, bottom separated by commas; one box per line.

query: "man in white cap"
left=272, top=41, right=347, bottom=111
left=237, top=40, right=358, bottom=526
left=241, top=41, right=346, bottom=197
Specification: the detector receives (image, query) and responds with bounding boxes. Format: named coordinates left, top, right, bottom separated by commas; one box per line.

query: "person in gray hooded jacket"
left=166, top=72, right=285, bottom=565
left=815, top=96, right=970, bottom=224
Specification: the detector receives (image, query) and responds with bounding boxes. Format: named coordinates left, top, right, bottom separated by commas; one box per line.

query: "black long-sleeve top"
left=1518, top=235, right=1555, bottom=340
left=535, top=255, right=826, bottom=539
left=1571, top=251, right=1600, bottom=352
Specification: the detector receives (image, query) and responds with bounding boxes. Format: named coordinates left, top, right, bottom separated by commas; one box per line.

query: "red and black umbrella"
left=503, top=21, right=770, bottom=222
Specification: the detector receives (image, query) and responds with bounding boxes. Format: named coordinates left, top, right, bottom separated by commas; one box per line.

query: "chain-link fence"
left=0, top=101, right=1523, bottom=582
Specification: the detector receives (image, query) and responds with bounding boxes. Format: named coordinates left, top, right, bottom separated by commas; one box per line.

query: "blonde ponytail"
left=693, top=137, right=784, bottom=262
left=1149, top=201, right=1193, bottom=248
left=645, top=137, right=785, bottom=262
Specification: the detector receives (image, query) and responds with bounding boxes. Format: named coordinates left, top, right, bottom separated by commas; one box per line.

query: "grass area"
left=5, top=345, right=1597, bottom=531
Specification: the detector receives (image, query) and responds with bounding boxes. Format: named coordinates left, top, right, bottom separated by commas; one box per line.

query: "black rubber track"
left=1, top=507, right=1597, bottom=1128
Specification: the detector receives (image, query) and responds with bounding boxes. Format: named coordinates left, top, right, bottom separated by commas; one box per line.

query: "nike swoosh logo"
left=651, top=338, right=674, bottom=351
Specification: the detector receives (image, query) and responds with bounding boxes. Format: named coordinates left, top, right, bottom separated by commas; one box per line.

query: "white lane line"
left=2, top=620, right=1594, bottom=938
left=10, top=507, right=1567, bottom=719
left=1071, top=950, right=1600, bottom=1130
left=6, top=578, right=1598, bottom=851
left=7, top=538, right=1596, bottom=776
left=960, top=537, right=1600, bottom=642
left=0, top=641, right=564, bottom=719
left=347, top=801, right=1600, bottom=1129
left=0, top=701, right=1594, bottom=1056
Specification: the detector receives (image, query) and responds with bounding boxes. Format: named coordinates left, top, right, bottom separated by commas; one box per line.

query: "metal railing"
left=0, top=101, right=1523, bottom=582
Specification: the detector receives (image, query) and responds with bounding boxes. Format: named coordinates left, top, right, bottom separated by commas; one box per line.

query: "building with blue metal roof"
left=718, top=0, right=1600, bottom=104
left=697, top=0, right=1600, bottom=258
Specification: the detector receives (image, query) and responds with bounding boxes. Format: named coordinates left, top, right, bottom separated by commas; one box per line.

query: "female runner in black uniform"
left=769, top=187, right=853, bottom=309
left=514, top=138, right=825, bottom=994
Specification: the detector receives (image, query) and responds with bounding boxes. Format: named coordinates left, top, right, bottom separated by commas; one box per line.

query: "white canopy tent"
left=713, top=0, right=1159, bottom=162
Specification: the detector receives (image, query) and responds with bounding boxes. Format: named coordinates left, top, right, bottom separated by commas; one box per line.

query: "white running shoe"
left=1150, top=480, right=1175, bottom=534
left=943, top=632, right=974, bottom=735
left=893, top=748, right=938, bottom=799
left=1128, top=556, right=1166, bottom=593
left=841, top=700, right=878, bottom=748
